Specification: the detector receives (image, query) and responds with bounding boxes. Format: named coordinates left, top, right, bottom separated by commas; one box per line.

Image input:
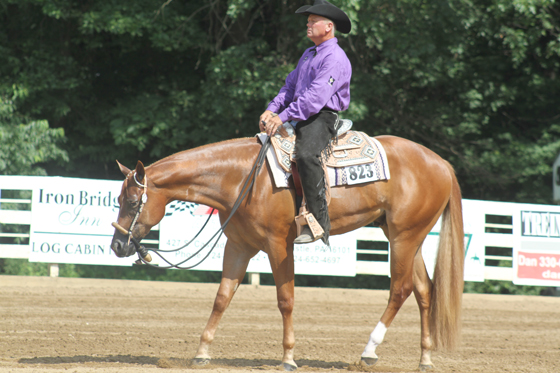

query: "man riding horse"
left=259, top=0, right=352, bottom=245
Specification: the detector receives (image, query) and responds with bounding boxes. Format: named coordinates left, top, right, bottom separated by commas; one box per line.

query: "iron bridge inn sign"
left=29, top=176, right=137, bottom=266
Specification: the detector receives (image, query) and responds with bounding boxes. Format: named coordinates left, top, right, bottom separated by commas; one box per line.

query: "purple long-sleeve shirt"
left=267, top=37, right=352, bottom=124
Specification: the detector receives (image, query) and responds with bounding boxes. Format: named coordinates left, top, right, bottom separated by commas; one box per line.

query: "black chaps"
left=294, top=110, right=338, bottom=245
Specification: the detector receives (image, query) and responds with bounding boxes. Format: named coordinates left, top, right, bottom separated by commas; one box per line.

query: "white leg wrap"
left=362, top=322, right=387, bottom=358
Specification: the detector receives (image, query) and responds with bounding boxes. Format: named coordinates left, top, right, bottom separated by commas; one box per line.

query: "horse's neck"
left=148, top=139, right=257, bottom=211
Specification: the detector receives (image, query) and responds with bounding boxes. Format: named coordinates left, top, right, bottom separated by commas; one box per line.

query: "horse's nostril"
left=111, top=241, right=122, bottom=254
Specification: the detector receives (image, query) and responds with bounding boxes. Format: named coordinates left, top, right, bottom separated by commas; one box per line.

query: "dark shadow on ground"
left=19, top=355, right=159, bottom=365
left=19, top=355, right=372, bottom=371
left=158, top=357, right=351, bottom=369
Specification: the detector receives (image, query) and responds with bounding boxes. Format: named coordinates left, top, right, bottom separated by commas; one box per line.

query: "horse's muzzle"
left=110, top=223, right=137, bottom=258
left=110, top=236, right=137, bottom=258
left=110, top=222, right=152, bottom=262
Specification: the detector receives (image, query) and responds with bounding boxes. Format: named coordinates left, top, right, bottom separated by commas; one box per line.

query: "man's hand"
left=259, top=110, right=283, bottom=136
left=259, top=110, right=274, bottom=132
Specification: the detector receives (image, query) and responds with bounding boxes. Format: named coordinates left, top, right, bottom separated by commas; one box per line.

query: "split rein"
left=112, top=135, right=272, bottom=269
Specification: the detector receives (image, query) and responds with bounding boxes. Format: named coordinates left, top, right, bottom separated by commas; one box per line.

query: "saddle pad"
left=256, top=133, right=390, bottom=189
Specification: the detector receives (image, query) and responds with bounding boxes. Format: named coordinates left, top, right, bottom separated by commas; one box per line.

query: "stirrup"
left=294, top=211, right=324, bottom=244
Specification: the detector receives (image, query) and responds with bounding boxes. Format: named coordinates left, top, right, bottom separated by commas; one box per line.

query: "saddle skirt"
left=256, top=130, right=390, bottom=189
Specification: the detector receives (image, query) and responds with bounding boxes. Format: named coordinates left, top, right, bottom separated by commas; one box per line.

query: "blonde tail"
left=429, top=167, right=464, bottom=350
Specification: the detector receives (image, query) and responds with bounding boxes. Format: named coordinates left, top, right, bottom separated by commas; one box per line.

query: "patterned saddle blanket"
left=271, top=130, right=384, bottom=171
left=256, top=131, right=390, bottom=189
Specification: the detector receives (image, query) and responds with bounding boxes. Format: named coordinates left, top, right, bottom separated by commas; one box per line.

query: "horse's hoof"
left=283, top=362, right=298, bottom=371
left=361, top=357, right=378, bottom=366
left=192, top=357, right=210, bottom=366
left=419, top=363, right=434, bottom=371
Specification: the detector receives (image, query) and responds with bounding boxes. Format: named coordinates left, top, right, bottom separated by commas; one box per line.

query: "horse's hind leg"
left=361, top=232, right=421, bottom=365
left=412, top=244, right=435, bottom=371
left=194, top=242, right=256, bottom=364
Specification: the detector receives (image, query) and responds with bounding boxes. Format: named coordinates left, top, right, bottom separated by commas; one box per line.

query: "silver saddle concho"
left=277, top=119, right=354, bottom=245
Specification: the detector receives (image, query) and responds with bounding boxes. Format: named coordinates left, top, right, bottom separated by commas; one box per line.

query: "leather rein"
left=112, top=135, right=271, bottom=269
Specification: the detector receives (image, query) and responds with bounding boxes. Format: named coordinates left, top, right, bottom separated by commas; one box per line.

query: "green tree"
left=343, top=0, right=560, bottom=202
left=1, top=0, right=559, bottom=201
left=0, top=85, right=68, bottom=175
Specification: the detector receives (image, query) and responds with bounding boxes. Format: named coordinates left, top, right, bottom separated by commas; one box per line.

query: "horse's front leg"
left=193, top=241, right=256, bottom=364
left=268, top=241, right=297, bottom=371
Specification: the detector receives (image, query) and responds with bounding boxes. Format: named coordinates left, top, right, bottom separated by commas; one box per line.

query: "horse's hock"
left=1, top=275, right=559, bottom=373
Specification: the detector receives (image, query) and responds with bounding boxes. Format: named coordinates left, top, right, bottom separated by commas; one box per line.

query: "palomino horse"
left=110, top=134, right=464, bottom=371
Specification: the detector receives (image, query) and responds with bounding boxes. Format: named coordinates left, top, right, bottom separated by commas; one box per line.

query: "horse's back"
left=374, top=135, right=454, bottom=182
left=369, top=135, right=455, bottom=223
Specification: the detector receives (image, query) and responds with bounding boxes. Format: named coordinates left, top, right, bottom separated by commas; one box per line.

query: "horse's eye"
left=128, top=200, right=140, bottom=209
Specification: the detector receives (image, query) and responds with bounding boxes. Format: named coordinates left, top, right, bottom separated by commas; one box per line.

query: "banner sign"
left=28, top=177, right=136, bottom=266
left=513, top=207, right=560, bottom=286
left=159, top=201, right=357, bottom=276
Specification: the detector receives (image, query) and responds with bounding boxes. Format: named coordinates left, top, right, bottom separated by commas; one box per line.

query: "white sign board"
left=28, top=177, right=136, bottom=266
left=514, top=206, right=560, bottom=286
left=159, top=201, right=357, bottom=276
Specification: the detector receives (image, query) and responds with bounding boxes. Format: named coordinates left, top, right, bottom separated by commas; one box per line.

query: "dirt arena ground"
left=1, top=276, right=559, bottom=373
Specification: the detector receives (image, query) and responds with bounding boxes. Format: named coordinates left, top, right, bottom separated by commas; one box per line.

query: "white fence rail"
left=3, top=176, right=560, bottom=286
left=0, top=199, right=514, bottom=282
left=0, top=195, right=32, bottom=259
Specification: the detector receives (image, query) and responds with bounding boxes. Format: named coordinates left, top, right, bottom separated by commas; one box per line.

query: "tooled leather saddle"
left=271, top=122, right=380, bottom=171
left=269, top=121, right=382, bottom=198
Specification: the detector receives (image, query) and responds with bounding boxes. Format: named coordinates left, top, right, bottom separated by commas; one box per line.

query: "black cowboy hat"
left=295, top=0, right=351, bottom=34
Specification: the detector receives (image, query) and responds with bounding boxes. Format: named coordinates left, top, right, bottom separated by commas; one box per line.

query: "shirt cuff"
left=267, top=102, right=281, bottom=113
left=278, top=111, right=290, bottom=124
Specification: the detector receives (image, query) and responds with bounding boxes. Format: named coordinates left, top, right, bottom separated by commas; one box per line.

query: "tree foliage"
left=1, top=0, right=559, bottom=201
left=0, top=85, right=68, bottom=175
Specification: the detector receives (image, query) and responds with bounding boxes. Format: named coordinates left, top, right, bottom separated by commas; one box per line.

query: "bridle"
left=127, top=171, right=148, bottom=244
left=110, top=171, right=152, bottom=262
left=112, top=135, right=272, bottom=268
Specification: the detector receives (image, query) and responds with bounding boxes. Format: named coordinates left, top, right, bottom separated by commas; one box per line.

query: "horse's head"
left=110, top=160, right=166, bottom=259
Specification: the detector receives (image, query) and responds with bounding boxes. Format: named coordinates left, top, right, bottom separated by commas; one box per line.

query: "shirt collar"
left=315, top=37, right=338, bottom=53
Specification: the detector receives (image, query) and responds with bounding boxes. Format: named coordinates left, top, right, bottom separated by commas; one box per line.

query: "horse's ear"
left=135, top=161, right=146, bottom=182
left=116, top=160, right=131, bottom=177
